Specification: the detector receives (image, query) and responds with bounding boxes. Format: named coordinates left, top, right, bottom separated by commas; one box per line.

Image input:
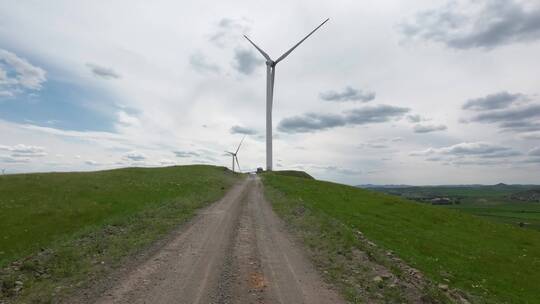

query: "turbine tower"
left=226, top=136, right=245, bottom=172
left=244, top=18, right=329, bottom=171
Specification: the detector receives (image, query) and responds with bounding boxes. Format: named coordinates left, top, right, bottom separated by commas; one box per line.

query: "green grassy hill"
left=263, top=173, right=540, bottom=304
left=0, top=165, right=240, bottom=302
left=267, top=170, right=314, bottom=179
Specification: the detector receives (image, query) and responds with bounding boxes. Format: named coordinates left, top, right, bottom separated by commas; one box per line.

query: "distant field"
left=0, top=165, right=240, bottom=302
left=369, top=184, right=540, bottom=231
left=447, top=203, right=540, bottom=231
left=371, top=184, right=537, bottom=198
left=263, top=174, right=540, bottom=304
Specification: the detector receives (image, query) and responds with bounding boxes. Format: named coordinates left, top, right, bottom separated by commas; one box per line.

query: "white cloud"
left=319, top=86, right=376, bottom=103
left=232, top=49, right=263, bottom=75
left=0, top=144, right=47, bottom=157
left=359, top=142, right=388, bottom=149
left=0, top=90, right=14, bottom=97
left=522, top=132, right=540, bottom=140
left=174, top=151, right=200, bottom=158
left=411, top=142, right=513, bottom=156
left=410, top=142, right=524, bottom=167
left=21, top=124, right=125, bottom=145
left=123, top=151, right=146, bottom=162
left=230, top=125, right=257, bottom=135
left=158, top=158, right=176, bottom=165
left=400, top=0, right=540, bottom=50
left=0, top=49, right=46, bottom=96
left=358, top=137, right=402, bottom=150
left=0, top=67, right=7, bottom=83
left=117, top=111, right=140, bottom=127
left=189, top=52, right=221, bottom=74
left=529, top=147, right=540, bottom=156
left=406, top=114, right=424, bottom=123
left=413, top=124, right=447, bottom=133
left=86, top=63, right=121, bottom=79
left=0, top=155, right=30, bottom=163
left=209, top=17, right=251, bottom=48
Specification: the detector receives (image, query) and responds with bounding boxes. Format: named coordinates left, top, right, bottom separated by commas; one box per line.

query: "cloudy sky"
left=1, top=0, right=540, bottom=185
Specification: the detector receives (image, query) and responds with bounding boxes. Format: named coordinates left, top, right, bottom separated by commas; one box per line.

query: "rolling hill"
left=263, top=173, right=540, bottom=303
left=0, top=165, right=240, bottom=302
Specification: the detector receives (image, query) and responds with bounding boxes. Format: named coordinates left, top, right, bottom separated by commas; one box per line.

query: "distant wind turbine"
left=244, top=18, right=329, bottom=171
left=226, top=136, right=245, bottom=172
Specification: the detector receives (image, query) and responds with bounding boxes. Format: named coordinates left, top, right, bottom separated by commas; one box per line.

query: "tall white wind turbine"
left=244, top=18, right=329, bottom=171
left=226, top=136, right=245, bottom=172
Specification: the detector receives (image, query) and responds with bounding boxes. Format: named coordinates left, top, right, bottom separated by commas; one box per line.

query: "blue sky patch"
left=0, top=78, right=118, bottom=132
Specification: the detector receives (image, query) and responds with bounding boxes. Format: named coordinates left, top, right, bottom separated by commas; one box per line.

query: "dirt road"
left=93, top=175, right=344, bottom=304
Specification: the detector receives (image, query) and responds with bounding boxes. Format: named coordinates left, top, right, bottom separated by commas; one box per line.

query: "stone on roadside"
left=438, top=283, right=449, bottom=291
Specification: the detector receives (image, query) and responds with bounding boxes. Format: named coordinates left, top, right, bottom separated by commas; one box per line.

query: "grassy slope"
left=271, top=170, right=315, bottom=179
left=0, top=165, right=240, bottom=303
left=262, top=174, right=540, bottom=304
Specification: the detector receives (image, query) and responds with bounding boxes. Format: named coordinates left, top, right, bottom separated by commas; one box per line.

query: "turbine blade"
left=275, top=18, right=329, bottom=64
left=235, top=135, right=246, bottom=154
left=235, top=156, right=241, bottom=171
left=270, top=66, right=275, bottom=105
left=243, top=35, right=272, bottom=61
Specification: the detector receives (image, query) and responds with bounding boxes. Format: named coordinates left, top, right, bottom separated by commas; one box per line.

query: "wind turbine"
left=226, top=136, right=245, bottom=172
left=244, top=18, right=329, bottom=171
